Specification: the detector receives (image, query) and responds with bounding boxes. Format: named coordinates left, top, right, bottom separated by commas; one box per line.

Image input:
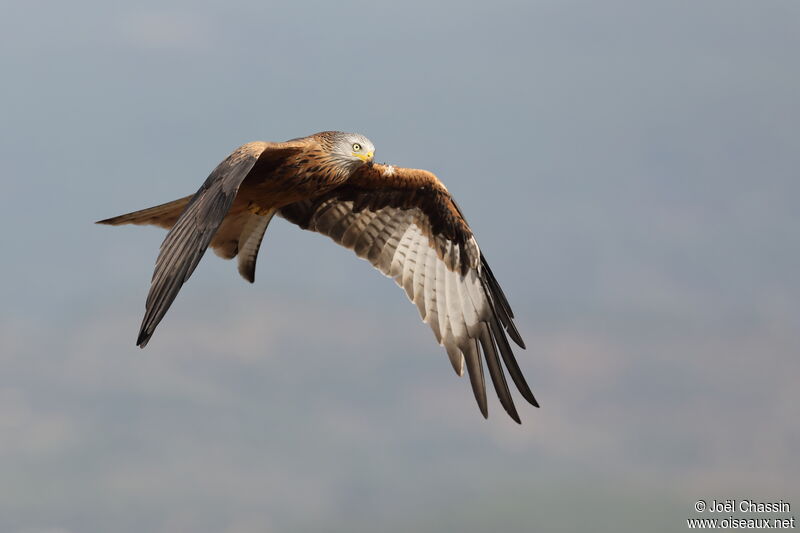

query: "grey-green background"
left=1, top=1, right=798, bottom=532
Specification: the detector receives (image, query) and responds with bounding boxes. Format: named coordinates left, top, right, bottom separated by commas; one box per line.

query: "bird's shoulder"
left=352, top=163, right=449, bottom=193
left=232, top=138, right=313, bottom=158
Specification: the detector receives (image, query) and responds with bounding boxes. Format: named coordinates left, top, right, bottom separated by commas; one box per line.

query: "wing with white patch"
left=279, top=170, right=538, bottom=422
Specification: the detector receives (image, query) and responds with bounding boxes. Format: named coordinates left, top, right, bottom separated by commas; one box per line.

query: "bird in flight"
left=98, top=131, right=538, bottom=422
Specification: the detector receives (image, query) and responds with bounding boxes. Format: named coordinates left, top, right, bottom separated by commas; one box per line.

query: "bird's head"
left=330, top=132, right=375, bottom=167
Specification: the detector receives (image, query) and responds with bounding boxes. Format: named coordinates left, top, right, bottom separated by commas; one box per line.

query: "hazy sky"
left=1, top=1, right=798, bottom=532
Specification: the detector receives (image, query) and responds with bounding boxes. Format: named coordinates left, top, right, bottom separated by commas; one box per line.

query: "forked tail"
left=96, top=195, right=193, bottom=229
left=97, top=197, right=275, bottom=283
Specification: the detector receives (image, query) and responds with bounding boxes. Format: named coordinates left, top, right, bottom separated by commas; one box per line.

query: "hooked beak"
left=353, top=151, right=374, bottom=162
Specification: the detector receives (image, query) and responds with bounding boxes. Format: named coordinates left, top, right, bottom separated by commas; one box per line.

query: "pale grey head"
left=323, top=131, right=376, bottom=170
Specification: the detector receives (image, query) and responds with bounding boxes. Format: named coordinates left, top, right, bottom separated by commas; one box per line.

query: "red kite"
left=98, top=131, right=538, bottom=422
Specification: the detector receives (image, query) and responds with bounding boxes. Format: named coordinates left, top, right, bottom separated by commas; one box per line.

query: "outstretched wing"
left=135, top=141, right=300, bottom=347
left=279, top=163, right=537, bottom=422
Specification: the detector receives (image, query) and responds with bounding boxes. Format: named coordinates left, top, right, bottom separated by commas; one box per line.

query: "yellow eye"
left=352, top=143, right=362, bottom=152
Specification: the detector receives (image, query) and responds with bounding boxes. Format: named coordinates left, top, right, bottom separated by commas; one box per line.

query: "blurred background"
left=1, top=1, right=798, bottom=532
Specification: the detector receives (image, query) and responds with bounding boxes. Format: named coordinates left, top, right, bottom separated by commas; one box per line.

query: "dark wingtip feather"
left=479, top=325, right=521, bottom=423
left=479, top=255, right=526, bottom=349
left=506, top=403, right=522, bottom=424
left=505, top=323, right=526, bottom=349
left=136, top=330, right=151, bottom=348
left=488, top=318, right=538, bottom=407
left=463, top=342, right=488, bottom=418
left=238, top=259, right=257, bottom=283
left=236, top=211, right=274, bottom=285
left=476, top=255, right=538, bottom=413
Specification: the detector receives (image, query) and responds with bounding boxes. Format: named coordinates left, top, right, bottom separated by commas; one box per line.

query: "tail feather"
left=98, top=196, right=275, bottom=283
left=96, top=196, right=193, bottom=229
